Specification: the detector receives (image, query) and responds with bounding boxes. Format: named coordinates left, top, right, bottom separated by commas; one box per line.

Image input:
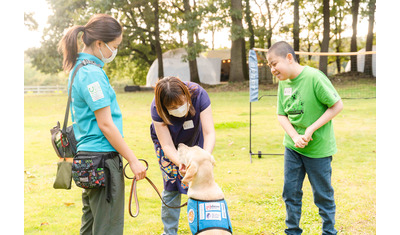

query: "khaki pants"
left=80, top=155, right=124, bottom=235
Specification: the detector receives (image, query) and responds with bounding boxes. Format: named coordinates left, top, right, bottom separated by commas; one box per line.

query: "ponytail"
left=58, top=25, right=85, bottom=72
left=58, top=14, right=122, bottom=72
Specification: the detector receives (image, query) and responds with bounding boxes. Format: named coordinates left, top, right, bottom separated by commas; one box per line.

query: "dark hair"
left=154, top=77, right=196, bottom=125
left=267, top=41, right=298, bottom=63
left=58, top=14, right=122, bottom=72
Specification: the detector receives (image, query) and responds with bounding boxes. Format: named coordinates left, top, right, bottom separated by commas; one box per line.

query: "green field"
left=24, top=89, right=375, bottom=234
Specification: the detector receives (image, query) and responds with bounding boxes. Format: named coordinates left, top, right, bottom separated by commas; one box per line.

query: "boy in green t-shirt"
left=267, top=41, right=343, bottom=235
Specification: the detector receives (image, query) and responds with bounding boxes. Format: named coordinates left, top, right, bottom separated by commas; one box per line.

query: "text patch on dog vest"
left=206, top=212, right=221, bottom=220
left=199, top=203, right=205, bottom=220
left=205, top=202, right=220, bottom=211
left=188, top=209, right=195, bottom=223
left=187, top=198, right=232, bottom=234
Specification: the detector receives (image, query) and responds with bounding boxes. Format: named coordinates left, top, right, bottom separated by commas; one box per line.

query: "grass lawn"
left=24, top=88, right=375, bottom=234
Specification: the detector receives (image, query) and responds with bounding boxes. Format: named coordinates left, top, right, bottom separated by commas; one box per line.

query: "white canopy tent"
left=146, top=48, right=221, bottom=87
left=344, top=46, right=376, bottom=76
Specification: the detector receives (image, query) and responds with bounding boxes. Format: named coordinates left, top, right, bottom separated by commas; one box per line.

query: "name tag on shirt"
left=183, top=120, right=194, bottom=130
left=284, top=88, right=292, bottom=96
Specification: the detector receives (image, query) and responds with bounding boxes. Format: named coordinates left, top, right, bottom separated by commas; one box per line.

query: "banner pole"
left=248, top=49, right=284, bottom=160
left=248, top=49, right=259, bottom=163
left=249, top=101, right=252, bottom=163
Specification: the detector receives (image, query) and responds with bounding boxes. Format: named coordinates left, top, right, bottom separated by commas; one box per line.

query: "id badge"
left=183, top=120, right=194, bottom=130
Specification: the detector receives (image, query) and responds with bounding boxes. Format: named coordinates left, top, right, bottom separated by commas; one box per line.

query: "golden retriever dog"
left=177, top=143, right=232, bottom=235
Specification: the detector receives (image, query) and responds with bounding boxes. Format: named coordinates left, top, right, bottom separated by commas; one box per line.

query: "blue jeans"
left=161, top=190, right=182, bottom=235
left=283, top=147, right=337, bottom=235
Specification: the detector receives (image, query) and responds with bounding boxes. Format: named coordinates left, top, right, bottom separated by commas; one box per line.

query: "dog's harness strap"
left=124, top=160, right=188, bottom=218
left=195, top=227, right=232, bottom=235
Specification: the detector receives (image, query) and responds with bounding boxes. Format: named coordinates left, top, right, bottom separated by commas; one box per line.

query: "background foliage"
left=24, top=0, right=375, bottom=85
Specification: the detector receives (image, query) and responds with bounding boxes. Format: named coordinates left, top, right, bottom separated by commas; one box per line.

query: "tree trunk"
left=319, top=0, right=330, bottom=75
left=364, top=0, right=375, bottom=76
left=245, top=0, right=255, bottom=49
left=230, top=0, right=247, bottom=82
left=266, top=0, right=272, bottom=48
left=351, top=0, right=360, bottom=72
left=334, top=4, right=343, bottom=74
left=183, top=0, right=200, bottom=83
left=211, top=25, right=215, bottom=50
left=336, top=34, right=342, bottom=73
left=153, top=0, right=164, bottom=79
left=293, top=0, right=300, bottom=62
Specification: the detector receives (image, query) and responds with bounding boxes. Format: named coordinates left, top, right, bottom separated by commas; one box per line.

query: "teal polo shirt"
left=69, top=53, right=123, bottom=152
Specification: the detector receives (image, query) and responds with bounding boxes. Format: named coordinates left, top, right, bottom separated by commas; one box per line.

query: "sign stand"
left=248, top=49, right=283, bottom=163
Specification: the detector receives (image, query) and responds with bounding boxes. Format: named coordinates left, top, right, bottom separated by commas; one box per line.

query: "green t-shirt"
left=277, top=66, right=341, bottom=158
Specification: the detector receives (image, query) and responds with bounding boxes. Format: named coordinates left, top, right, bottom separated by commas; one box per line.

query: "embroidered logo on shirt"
left=87, top=82, right=104, bottom=102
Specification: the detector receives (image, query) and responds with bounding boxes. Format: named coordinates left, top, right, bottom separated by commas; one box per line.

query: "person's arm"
left=302, top=99, right=344, bottom=142
left=277, top=114, right=309, bottom=148
left=153, top=120, right=180, bottom=166
left=94, top=106, right=146, bottom=180
left=200, top=105, right=215, bottom=154
left=153, top=121, right=191, bottom=175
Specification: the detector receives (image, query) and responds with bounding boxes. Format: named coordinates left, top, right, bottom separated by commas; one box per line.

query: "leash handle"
left=123, top=159, right=187, bottom=218
left=123, top=159, right=148, bottom=179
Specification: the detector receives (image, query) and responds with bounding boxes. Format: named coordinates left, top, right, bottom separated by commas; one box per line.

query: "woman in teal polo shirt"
left=58, top=14, right=146, bottom=235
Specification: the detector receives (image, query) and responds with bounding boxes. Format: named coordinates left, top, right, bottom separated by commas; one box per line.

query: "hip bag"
left=72, top=151, right=121, bottom=202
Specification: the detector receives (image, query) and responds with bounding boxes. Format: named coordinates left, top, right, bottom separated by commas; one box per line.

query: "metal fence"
left=23, top=85, right=152, bottom=94
left=24, top=85, right=67, bottom=94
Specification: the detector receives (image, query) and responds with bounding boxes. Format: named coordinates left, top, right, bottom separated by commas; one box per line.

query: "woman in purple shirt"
left=150, top=77, right=216, bottom=235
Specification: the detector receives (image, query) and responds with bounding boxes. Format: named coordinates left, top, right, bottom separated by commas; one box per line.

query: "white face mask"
left=168, top=102, right=189, bottom=118
left=99, top=43, right=117, bottom=63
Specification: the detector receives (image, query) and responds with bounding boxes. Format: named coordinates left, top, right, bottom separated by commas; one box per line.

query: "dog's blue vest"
left=187, top=198, right=232, bottom=235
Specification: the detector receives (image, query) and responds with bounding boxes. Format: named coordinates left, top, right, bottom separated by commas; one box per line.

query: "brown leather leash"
left=123, top=159, right=188, bottom=218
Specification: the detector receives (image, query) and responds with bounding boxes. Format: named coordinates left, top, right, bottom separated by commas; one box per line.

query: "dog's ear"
left=210, top=155, right=216, bottom=166
left=177, top=145, right=188, bottom=164
left=182, top=161, right=198, bottom=184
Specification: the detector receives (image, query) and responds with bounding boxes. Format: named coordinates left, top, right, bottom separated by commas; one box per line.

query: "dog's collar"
left=188, top=197, right=225, bottom=203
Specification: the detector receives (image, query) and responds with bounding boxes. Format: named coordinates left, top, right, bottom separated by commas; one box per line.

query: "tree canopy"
left=25, top=0, right=376, bottom=85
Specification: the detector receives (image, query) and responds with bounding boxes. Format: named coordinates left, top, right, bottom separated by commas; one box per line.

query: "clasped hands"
left=293, top=128, right=314, bottom=148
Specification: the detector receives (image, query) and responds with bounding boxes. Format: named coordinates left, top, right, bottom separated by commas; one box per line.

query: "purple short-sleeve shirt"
left=150, top=82, right=211, bottom=147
